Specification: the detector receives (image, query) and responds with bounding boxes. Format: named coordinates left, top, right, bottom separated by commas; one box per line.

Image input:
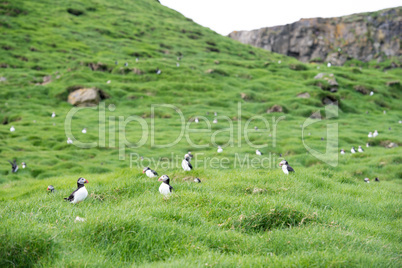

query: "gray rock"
left=68, top=88, right=100, bottom=107
left=267, top=105, right=283, bottom=113
left=229, top=7, right=401, bottom=65
left=297, top=92, right=310, bottom=98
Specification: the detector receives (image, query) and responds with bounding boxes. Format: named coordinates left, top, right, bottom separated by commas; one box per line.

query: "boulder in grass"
left=68, top=88, right=109, bottom=107
left=267, top=105, right=283, bottom=113
left=314, top=73, right=338, bottom=92
left=297, top=92, right=310, bottom=98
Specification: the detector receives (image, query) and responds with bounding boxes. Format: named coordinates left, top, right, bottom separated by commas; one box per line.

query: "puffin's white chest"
left=159, top=183, right=171, bottom=195
left=146, top=170, right=156, bottom=178
left=71, top=186, right=88, bottom=204
left=282, top=165, right=289, bottom=175
left=358, top=148, right=363, bottom=152
left=182, top=159, right=191, bottom=171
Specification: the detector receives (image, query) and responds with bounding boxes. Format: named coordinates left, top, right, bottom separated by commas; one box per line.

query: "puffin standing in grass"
left=22, top=162, right=26, bottom=169
left=8, top=159, right=18, bottom=173
left=351, top=147, right=356, bottom=154
left=217, top=146, right=223, bottom=153
left=10, top=126, right=15, bottom=132
left=64, top=177, right=88, bottom=204
left=373, top=130, right=378, bottom=137
left=368, top=132, right=373, bottom=138
left=47, top=185, right=55, bottom=193
left=279, top=160, right=295, bottom=175
left=143, top=167, right=158, bottom=178
left=358, top=146, right=364, bottom=153
left=364, top=178, right=370, bottom=183
left=182, top=154, right=193, bottom=171
left=158, top=175, right=173, bottom=195
left=82, top=128, right=87, bottom=134
left=340, top=149, right=345, bottom=154
left=256, top=149, right=262, bottom=155
left=194, top=178, right=201, bottom=183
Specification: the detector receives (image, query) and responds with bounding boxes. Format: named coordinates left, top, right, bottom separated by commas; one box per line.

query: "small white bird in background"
left=156, top=68, right=161, bottom=75
left=51, top=111, right=56, bottom=118
left=256, top=149, right=262, bottom=155
left=383, top=110, right=386, bottom=114
left=10, top=126, right=15, bottom=132
left=366, top=143, right=370, bottom=148
left=217, top=146, right=223, bottom=153
left=22, top=162, right=26, bottom=169
left=340, top=149, right=345, bottom=154
left=136, top=58, right=139, bottom=62
left=214, top=112, right=217, bottom=116
left=213, top=118, right=218, bottom=124
left=373, top=130, right=378, bottom=137
left=195, top=117, right=199, bottom=123
left=182, top=154, right=193, bottom=171
left=106, top=80, right=111, bottom=84
left=327, top=62, right=332, bottom=67
left=82, top=128, right=87, bottom=134
left=351, top=147, right=356, bottom=153
left=176, top=62, right=180, bottom=67
left=194, top=178, right=201, bottom=183
left=254, top=126, right=258, bottom=131
left=370, top=91, right=374, bottom=96
left=124, top=62, right=128, bottom=67
left=368, top=132, right=373, bottom=138
left=278, top=60, right=281, bottom=64
left=64, top=177, right=88, bottom=204
left=358, top=146, right=364, bottom=153
left=158, top=175, right=173, bottom=195
left=279, top=160, right=295, bottom=175
left=143, top=167, right=158, bottom=178
left=67, top=137, right=73, bottom=144
left=364, top=178, right=370, bottom=183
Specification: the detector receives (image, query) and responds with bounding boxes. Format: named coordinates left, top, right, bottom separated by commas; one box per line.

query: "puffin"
left=370, top=91, right=374, bottom=96
left=374, top=177, right=380, bottom=182
left=64, top=177, right=89, bottom=204
left=156, top=68, right=161, bottom=75
left=51, top=112, right=56, bottom=118
left=158, top=175, right=173, bottom=195
left=187, top=151, right=194, bottom=159
left=10, top=126, right=15, bottom=132
left=214, top=112, right=217, bottom=116
left=256, top=149, right=262, bottom=155
left=47, top=185, right=55, bottom=192
left=143, top=167, right=158, bottom=178
left=176, top=62, right=180, bottom=67
left=364, top=178, right=370, bottom=183
left=194, top=178, right=201, bottom=183
left=136, top=58, right=139, bottom=62
left=67, top=137, right=73, bottom=144
left=182, top=154, right=193, bottom=171
left=124, top=62, right=128, bottom=67
left=366, top=143, right=370, bottom=148
left=368, top=132, right=373, bottom=138
left=279, top=160, right=295, bottom=175
left=254, top=126, right=258, bottom=131
left=22, top=162, right=26, bottom=169
left=8, top=159, right=18, bottom=173
left=82, top=128, right=87, bottom=134
left=195, top=117, right=199, bottom=123
left=213, top=118, right=218, bottom=124
left=351, top=147, right=356, bottom=153
left=340, top=149, right=345, bottom=154
left=358, top=146, right=364, bottom=153
left=217, top=146, right=223, bottom=153
left=373, top=130, right=378, bottom=137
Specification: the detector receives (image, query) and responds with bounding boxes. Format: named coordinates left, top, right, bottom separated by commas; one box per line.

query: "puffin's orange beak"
left=85, top=179, right=89, bottom=183
left=158, top=177, right=163, bottom=182
left=47, top=187, right=50, bottom=190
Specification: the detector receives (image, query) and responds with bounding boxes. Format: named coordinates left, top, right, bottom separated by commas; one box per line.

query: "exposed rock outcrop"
left=68, top=88, right=109, bottom=106
left=229, top=7, right=401, bottom=65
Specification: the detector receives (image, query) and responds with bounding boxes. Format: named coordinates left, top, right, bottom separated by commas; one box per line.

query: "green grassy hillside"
left=0, top=0, right=401, bottom=266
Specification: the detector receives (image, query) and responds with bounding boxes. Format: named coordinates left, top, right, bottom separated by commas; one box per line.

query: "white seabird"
left=64, top=177, right=88, bottom=204
left=158, top=175, right=173, bottom=195
left=217, top=146, right=223, bottom=153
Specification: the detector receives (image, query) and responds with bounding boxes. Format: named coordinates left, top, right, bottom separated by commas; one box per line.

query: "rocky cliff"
left=229, top=7, right=401, bottom=65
